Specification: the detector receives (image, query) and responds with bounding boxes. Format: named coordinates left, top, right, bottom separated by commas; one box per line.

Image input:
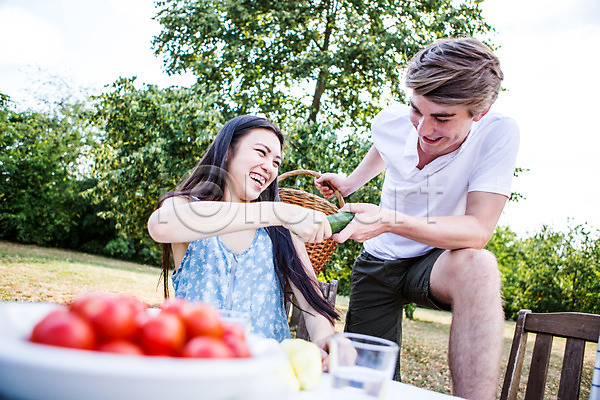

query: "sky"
left=1, top=0, right=599, bottom=238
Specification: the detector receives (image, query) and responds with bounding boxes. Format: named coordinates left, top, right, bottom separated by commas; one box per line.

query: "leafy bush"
left=89, top=78, right=225, bottom=265
left=487, top=224, right=600, bottom=320
left=0, top=95, right=116, bottom=253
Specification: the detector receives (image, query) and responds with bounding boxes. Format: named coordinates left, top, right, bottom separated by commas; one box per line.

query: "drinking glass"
left=218, top=310, right=252, bottom=333
left=329, top=332, right=399, bottom=399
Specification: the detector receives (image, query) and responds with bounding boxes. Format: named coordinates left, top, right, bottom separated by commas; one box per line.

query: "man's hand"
left=315, top=173, right=353, bottom=199
left=332, top=203, right=395, bottom=243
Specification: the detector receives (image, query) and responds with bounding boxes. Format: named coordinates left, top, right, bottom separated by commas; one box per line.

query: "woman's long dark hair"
left=158, top=115, right=338, bottom=322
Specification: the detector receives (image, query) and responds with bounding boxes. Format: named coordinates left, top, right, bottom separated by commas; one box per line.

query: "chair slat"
left=296, top=311, right=309, bottom=340
left=557, top=337, right=585, bottom=400
left=501, top=310, right=530, bottom=400
left=324, top=280, right=338, bottom=305
left=524, top=312, right=600, bottom=342
left=524, top=333, right=553, bottom=400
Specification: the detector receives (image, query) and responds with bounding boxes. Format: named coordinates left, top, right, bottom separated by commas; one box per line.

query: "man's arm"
left=334, top=191, right=507, bottom=249
left=315, top=145, right=386, bottom=198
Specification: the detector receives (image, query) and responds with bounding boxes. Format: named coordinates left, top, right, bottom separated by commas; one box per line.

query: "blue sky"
left=1, top=0, right=599, bottom=237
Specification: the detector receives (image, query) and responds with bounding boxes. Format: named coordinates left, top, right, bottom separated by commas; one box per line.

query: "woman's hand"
left=277, top=203, right=332, bottom=243
left=332, top=203, right=396, bottom=243
left=314, top=336, right=331, bottom=372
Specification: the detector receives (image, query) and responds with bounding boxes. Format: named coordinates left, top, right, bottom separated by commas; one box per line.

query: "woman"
left=147, top=115, right=337, bottom=345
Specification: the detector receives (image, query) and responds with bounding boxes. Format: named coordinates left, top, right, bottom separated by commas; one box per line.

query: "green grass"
left=0, top=240, right=596, bottom=398
left=0, top=240, right=167, bottom=306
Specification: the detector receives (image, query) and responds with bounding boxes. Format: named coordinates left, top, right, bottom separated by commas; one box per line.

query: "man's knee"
left=432, top=249, right=501, bottom=302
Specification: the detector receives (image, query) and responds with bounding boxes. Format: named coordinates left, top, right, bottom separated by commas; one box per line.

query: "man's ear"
left=473, top=105, right=492, bottom=122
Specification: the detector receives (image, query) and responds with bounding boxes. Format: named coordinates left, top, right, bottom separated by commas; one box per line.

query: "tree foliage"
left=149, top=0, right=495, bottom=290
left=486, top=224, right=600, bottom=319
left=0, top=93, right=114, bottom=252
left=152, top=0, right=492, bottom=129
left=89, top=78, right=224, bottom=263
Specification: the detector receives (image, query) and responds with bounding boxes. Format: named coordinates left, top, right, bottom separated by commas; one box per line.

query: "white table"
left=0, top=302, right=462, bottom=400
left=296, top=373, right=462, bottom=399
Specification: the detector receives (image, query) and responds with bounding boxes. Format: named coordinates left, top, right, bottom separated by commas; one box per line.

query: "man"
left=316, top=37, right=519, bottom=399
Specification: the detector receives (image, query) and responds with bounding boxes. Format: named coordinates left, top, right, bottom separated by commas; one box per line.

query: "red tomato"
left=222, top=323, right=251, bottom=358
left=222, top=322, right=246, bottom=339
left=181, top=337, right=235, bottom=358
left=71, top=294, right=141, bottom=340
left=30, top=308, right=96, bottom=350
left=160, top=298, right=189, bottom=316
left=98, top=339, right=144, bottom=355
left=180, top=303, right=224, bottom=339
left=116, top=294, right=147, bottom=314
left=70, top=294, right=107, bottom=319
left=139, top=312, right=186, bottom=356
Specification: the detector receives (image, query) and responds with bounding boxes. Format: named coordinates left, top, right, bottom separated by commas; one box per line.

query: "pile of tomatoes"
left=29, top=294, right=251, bottom=358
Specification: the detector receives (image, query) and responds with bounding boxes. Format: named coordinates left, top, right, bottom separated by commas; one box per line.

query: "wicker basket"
left=277, top=169, right=345, bottom=275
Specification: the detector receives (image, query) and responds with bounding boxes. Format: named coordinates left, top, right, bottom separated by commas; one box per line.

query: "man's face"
left=409, top=94, right=487, bottom=161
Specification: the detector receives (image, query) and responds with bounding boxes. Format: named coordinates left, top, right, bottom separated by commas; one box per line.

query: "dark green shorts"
left=344, top=248, right=448, bottom=381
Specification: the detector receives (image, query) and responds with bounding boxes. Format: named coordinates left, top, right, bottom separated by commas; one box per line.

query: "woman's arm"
left=147, top=196, right=332, bottom=244
left=289, top=238, right=335, bottom=344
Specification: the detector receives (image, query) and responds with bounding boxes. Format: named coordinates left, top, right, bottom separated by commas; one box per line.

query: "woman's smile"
left=249, top=171, right=267, bottom=188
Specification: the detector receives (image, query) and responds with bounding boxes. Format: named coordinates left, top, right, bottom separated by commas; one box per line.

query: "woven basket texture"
left=278, top=170, right=344, bottom=275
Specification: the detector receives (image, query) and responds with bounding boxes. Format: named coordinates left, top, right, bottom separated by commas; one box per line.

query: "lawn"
left=0, top=240, right=596, bottom=398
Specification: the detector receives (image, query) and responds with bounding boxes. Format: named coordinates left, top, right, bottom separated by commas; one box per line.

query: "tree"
left=0, top=93, right=114, bottom=251
left=148, top=0, right=494, bottom=285
left=90, top=78, right=224, bottom=264
left=152, top=0, right=492, bottom=129
left=487, top=224, right=600, bottom=320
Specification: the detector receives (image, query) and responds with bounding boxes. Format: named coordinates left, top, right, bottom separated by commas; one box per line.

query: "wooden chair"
left=501, top=309, right=600, bottom=400
left=285, top=280, right=338, bottom=340
left=277, top=170, right=343, bottom=340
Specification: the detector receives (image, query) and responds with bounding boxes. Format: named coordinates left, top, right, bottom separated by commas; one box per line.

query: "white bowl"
left=0, top=302, right=293, bottom=400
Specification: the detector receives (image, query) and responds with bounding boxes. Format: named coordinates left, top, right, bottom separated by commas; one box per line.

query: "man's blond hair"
left=405, top=37, right=503, bottom=116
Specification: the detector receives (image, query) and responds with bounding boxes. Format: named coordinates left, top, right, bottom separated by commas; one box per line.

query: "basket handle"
left=278, top=169, right=345, bottom=208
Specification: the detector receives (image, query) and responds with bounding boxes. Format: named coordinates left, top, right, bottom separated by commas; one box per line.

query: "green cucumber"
left=327, top=212, right=355, bottom=234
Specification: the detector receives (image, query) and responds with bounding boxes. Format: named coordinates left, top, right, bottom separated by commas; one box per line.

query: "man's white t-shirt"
left=362, top=103, right=520, bottom=260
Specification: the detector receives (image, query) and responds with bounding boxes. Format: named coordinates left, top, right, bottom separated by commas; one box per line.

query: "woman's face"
left=223, top=128, right=282, bottom=202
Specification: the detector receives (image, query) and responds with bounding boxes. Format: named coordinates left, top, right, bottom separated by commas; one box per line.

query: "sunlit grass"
left=0, top=240, right=166, bottom=306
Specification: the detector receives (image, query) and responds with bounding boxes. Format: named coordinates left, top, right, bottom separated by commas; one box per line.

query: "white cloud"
left=484, top=0, right=600, bottom=236
left=0, top=4, right=65, bottom=66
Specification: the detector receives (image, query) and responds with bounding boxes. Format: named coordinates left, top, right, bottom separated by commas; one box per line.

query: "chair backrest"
left=290, top=280, right=338, bottom=341
left=501, top=309, right=600, bottom=400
